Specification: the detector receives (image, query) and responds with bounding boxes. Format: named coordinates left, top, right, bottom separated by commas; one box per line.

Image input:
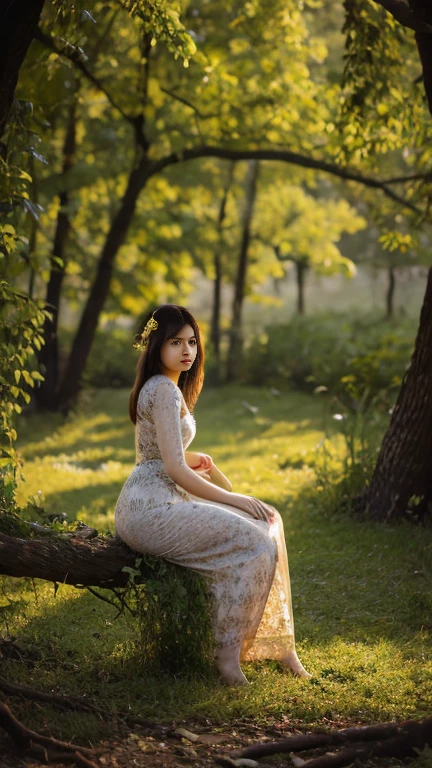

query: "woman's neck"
left=159, top=367, right=180, bottom=386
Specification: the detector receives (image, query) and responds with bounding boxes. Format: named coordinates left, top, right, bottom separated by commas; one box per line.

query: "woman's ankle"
left=280, top=649, right=312, bottom=679
left=216, top=643, right=249, bottom=686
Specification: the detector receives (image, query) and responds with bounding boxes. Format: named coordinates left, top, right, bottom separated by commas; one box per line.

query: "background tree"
left=339, top=0, right=432, bottom=522
left=252, top=175, right=365, bottom=315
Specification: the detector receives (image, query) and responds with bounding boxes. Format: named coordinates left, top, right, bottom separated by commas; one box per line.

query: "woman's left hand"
left=187, top=451, right=213, bottom=472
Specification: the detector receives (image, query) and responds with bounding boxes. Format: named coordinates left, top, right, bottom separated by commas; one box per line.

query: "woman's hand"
left=186, top=451, right=213, bottom=472
left=230, top=494, right=276, bottom=523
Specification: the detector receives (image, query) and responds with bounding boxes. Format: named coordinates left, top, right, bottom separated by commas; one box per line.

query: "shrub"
left=243, top=312, right=415, bottom=404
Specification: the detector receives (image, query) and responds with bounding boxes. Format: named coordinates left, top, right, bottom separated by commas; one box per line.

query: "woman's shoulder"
left=140, top=375, right=180, bottom=400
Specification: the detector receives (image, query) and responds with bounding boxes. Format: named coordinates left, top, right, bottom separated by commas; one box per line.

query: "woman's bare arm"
left=153, top=378, right=268, bottom=517
left=166, top=458, right=237, bottom=505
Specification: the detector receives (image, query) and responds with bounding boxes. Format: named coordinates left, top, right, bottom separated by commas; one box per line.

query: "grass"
left=1, top=384, right=432, bottom=756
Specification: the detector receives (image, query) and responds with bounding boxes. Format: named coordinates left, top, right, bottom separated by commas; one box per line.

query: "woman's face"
left=159, top=324, right=198, bottom=376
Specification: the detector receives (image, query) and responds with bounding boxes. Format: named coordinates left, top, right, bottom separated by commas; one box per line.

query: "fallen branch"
left=233, top=718, right=432, bottom=766
left=0, top=530, right=137, bottom=588
left=0, top=702, right=100, bottom=767
left=0, top=675, right=165, bottom=733
left=0, top=677, right=103, bottom=715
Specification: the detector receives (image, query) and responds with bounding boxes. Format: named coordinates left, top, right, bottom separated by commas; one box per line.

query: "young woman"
left=115, top=304, right=310, bottom=685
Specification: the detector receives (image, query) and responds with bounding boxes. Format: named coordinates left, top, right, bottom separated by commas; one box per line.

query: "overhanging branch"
left=35, top=28, right=150, bottom=152
left=150, top=146, right=422, bottom=213
left=383, top=169, right=432, bottom=184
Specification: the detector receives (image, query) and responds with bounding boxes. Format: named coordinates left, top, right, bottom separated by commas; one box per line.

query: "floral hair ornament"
left=133, top=312, right=159, bottom=351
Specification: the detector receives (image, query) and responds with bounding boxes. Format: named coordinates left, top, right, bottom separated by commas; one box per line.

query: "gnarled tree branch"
left=0, top=531, right=136, bottom=588
left=151, top=145, right=422, bottom=213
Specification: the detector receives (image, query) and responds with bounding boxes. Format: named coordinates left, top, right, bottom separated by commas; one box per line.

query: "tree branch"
left=159, top=86, right=217, bottom=119
left=234, top=718, right=432, bottom=764
left=34, top=28, right=150, bottom=152
left=0, top=531, right=136, bottom=588
left=372, top=0, right=432, bottom=33
left=0, top=703, right=100, bottom=768
left=382, top=169, right=432, bottom=184
left=150, top=146, right=422, bottom=213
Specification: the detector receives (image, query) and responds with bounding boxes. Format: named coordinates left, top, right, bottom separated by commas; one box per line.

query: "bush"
left=242, top=312, right=415, bottom=404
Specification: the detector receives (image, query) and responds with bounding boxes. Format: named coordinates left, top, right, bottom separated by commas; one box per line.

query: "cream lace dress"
left=115, top=374, right=300, bottom=662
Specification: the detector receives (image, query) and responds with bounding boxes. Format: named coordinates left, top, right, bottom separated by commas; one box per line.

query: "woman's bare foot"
left=280, top=649, right=312, bottom=679
left=216, top=644, right=250, bottom=686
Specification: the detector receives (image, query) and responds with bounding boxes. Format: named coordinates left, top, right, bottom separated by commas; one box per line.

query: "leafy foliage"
left=0, top=277, right=46, bottom=515
left=243, top=312, right=414, bottom=400
left=121, top=555, right=215, bottom=675
left=339, top=0, right=432, bottom=250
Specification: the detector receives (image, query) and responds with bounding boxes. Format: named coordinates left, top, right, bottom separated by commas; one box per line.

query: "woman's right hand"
left=230, top=494, right=275, bottom=523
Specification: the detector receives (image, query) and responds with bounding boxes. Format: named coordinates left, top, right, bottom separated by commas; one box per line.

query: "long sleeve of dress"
left=152, top=377, right=187, bottom=474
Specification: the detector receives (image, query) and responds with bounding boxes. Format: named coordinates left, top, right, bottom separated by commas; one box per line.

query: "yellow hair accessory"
left=133, top=313, right=158, bottom=350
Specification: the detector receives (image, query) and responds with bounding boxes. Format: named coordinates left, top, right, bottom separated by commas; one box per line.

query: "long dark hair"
left=129, top=304, right=205, bottom=424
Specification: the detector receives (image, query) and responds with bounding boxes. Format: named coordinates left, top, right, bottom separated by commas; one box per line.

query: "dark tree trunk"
left=36, top=102, right=77, bottom=409
left=226, top=160, right=259, bottom=382
left=410, top=0, right=432, bottom=114
left=210, top=162, right=235, bottom=384
left=57, top=154, right=152, bottom=410
left=295, top=260, right=307, bottom=315
left=386, top=264, right=396, bottom=319
left=27, top=155, right=38, bottom=299
left=365, top=1, right=432, bottom=524
left=0, top=0, right=45, bottom=139
left=366, top=267, right=432, bottom=523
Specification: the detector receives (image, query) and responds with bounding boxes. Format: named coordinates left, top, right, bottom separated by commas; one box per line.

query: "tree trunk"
left=366, top=267, right=432, bottom=523
left=295, top=260, right=307, bottom=315
left=410, top=0, right=432, bottom=114
left=0, top=0, right=45, bottom=140
left=0, top=531, right=136, bottom=588
left=27, top=154, right=38, bottom=299
left=210, top=162, right=235, bottom=384
left=365, top=1, right=432, bottom=525
left=226, top=160, right=259, bottom=382
left=36, top=102, right=77, bottom=409
left=57, top=154, right=152, bottom=410
left=386, top=263, right=396, bottom=319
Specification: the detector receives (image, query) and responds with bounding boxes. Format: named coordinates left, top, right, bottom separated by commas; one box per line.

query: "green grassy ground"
left=2, top=385, right=432, bottom=755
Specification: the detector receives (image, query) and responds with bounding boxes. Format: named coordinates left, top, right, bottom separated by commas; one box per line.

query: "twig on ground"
left=231, top=718, right=432, bottom=767
left=0, top=702, right=101, bottom=767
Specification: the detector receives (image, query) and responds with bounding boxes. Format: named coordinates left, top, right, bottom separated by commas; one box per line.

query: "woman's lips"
left=181, top=360, right=192, bottom=363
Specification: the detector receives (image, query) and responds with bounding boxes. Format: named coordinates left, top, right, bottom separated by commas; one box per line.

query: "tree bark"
left=57, top=153, right=152, bottom=409
left=295, top=260, right=307, bottom=315
left=366, top=267, right=432, bottom=522
left=36, top=101, right=77, bottom=409
left=0, top=0, right=45, bottom=140
left=385, top=263, right=396, bottom=319
left=0, top=532, right=136, bottom=588
left=409, top=0, right=432, bottom=114
left=226, top=160, right=259, bottom=382
left=210, top=162, right=235, bottom=384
